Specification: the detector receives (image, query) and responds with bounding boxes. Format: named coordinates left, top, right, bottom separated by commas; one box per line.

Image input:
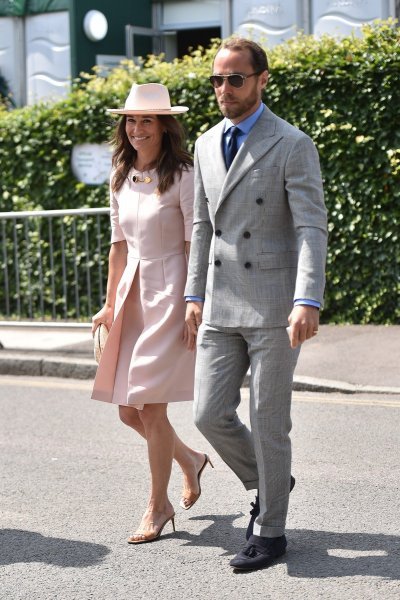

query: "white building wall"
left=25, top=11, right=71, bottom=105
left=0, top=17, right=25, bottom=106
left=233, top=0, right=309, bottom=46
left=312, top=0, right=393, bottom=38
left=231, top=0, right=395, bottom=44
left=162, top=0, right=221, bottom=25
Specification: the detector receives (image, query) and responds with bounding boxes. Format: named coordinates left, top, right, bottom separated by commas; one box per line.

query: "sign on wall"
left=71, top=143, right=113, bottom=186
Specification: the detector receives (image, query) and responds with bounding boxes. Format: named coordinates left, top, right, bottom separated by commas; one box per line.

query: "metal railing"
left=0, top=208, right=110, bottom=322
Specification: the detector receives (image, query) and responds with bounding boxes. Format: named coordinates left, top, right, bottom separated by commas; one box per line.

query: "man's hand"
left=183, top=322, right=197, bottom=351
left=287, top=305, right=319, bottom=349
left=185, top=301, right=204, bottom=338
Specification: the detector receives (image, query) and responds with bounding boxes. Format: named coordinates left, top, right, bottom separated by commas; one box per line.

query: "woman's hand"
left=91, top=304, right=114, bottom=337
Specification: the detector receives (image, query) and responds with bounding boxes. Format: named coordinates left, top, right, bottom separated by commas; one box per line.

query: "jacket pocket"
left=258, top=251, right=298, bottom=270
left=250, top=167, right=282, bottom=190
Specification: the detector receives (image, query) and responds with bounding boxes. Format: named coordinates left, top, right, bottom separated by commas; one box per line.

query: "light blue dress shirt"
left=222, top=102, right=264, bottom=157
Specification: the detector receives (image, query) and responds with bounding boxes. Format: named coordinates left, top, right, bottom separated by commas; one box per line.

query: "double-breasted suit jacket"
left=185, top=106, right=328, bottom=326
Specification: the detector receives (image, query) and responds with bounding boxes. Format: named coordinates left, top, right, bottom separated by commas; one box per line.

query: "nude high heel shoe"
left=180, top=454, right=214, bottom=510
left=127, top=514, right=176, bottom=544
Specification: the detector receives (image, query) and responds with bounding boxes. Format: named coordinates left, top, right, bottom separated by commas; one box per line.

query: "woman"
left=91, top=83, right=212, bottom=544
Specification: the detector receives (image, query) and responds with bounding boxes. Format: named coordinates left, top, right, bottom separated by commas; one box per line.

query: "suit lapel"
left=201, top=121, right=227, bottom=192
left=217, top=108, right=283, bottom=210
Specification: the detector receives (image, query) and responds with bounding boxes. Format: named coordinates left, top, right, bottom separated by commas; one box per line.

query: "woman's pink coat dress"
left=91, top=167, right=195, bottom=408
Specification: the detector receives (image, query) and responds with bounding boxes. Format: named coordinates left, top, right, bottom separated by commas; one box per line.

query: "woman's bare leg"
left=119, top=405, right=210, bottom=503
left=128, top=403, right=174, bottom=541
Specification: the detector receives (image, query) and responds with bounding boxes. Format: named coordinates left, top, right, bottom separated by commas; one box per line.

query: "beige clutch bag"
left=94, top=323, right=109, bottom=364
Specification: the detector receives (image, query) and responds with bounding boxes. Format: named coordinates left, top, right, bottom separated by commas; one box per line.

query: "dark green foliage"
left=0, top=71, right=14, bottom=109
left=0, top=21, right=398, bottom=322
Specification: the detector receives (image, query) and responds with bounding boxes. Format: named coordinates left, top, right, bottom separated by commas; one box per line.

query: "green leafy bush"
left=0, top=21, right=399, bottom=322
left=0, top=71, right=14, bottom=109
left=265, top=22, right=400, bottom=324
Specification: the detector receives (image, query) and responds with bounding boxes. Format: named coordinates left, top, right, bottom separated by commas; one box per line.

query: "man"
left=185, top=38, right=327, bottom=571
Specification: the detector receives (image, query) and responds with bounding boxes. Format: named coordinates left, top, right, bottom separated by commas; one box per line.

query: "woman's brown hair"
left=110, top=115, right=193, bottom=194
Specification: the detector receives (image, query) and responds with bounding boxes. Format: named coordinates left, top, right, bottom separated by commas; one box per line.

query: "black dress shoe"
left=245, top=476, right=295, bottom=541
left=230, top=534, right=287, bottom=571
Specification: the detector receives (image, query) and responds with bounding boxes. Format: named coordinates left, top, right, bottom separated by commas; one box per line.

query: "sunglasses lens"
left=210, top=74, right=246, bottom=88
left=228, top=75, right=244, bottom=88
left=210, top=76, right=223, bottom=88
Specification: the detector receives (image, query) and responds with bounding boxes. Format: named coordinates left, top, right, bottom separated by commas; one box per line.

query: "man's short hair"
left=216, top=38, right=269, bottom=72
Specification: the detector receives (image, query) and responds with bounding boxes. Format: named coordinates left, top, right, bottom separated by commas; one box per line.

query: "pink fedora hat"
left=107, top=83, right=188, bottom=115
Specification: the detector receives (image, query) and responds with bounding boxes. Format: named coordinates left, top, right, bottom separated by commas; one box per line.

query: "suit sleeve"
left=179, top=166, right=195, bottom=242
left=285, top=134, right=328, bottom=306
left=184, top=142, right=213, bottom=297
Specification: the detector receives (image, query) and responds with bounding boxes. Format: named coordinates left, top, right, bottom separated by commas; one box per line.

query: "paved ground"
left=0, top=324, right=399, bottom=394
left=0, top=376, right=399, bottom=600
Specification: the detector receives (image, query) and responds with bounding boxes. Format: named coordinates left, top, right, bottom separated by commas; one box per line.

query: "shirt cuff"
left=185, top=296, right=205, bottom=302
left=294, top=298, right=320, bottom=309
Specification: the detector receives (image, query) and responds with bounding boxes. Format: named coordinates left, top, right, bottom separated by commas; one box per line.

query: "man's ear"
left=260, top=70, right=269, bottom=89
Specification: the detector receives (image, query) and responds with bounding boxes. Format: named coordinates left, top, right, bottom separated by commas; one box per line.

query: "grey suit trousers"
left=194, top=322, right=300, bottom=538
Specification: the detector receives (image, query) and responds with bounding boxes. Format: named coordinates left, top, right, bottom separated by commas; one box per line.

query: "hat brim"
left=106, top=107, right=188, bottom=115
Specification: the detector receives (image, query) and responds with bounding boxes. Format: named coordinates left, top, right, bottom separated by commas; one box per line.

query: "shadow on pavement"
left=286, top=528, right=400, bottom=580
left=0, top=529, right=110, bottom=568
left=175, top=517, right=400, bottom=580
left=174, top=513, right=244, bottom=554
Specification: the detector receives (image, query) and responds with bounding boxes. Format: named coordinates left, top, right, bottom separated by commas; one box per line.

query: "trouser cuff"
left=253, top=523, right=285, bottom=537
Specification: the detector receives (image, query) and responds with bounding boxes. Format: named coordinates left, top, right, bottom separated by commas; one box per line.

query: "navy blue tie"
left=225, top=126, right=240, bottom=170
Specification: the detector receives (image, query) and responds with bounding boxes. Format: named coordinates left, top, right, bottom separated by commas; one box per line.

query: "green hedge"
left=0, top=21, right=399, bottom=323
left=0, top=71, right=13, bottom=109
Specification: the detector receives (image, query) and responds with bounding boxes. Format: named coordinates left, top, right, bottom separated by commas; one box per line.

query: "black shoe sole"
left=230, top=550, right=286, bottom=571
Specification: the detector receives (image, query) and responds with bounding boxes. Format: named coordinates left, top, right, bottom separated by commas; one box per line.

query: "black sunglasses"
left=209, top=71, right=263, bottom=89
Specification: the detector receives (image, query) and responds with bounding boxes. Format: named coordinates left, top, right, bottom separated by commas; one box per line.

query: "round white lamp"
left=83, top=10, right=108, bottom=42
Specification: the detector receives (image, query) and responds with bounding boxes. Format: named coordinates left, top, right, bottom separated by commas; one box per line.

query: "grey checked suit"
left=185, top=106, right=327, bottom=537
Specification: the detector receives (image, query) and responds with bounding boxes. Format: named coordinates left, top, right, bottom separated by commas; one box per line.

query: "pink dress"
left=91, top=166, right=195, bottom=408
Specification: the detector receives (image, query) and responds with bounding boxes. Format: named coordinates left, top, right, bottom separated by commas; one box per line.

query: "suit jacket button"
left=243, top=231, right=251, bottom=238
left=244, top=262, right=252, bottom=269
left=214, top=259, right=221, bottom=266
left=215, top=229, right=222, bottom=237
left=256, top=198, right=263, bottom=205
